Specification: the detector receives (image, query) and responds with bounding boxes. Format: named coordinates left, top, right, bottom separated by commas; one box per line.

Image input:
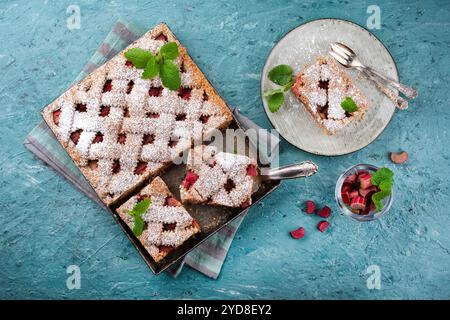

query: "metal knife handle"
left=260, top=161, right=318, bottom=181
left=361, top=66, right=418, bottom=99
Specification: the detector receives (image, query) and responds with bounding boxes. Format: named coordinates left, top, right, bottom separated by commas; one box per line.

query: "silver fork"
left=329, top=42, right=418, bottom=107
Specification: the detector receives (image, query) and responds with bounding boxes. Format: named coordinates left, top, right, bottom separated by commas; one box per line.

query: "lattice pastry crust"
left=291, top=56, right=368, bottom=135
left=42, top=23, right=233, bottom=205
left=117, top=177, right=200, bottom=262
left=180, top=145, right=258, bottom=208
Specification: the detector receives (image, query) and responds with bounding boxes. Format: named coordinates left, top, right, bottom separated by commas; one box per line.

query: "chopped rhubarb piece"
left=175, top=113, right=187, bottom=121
left=162, top=222, right=177, bottom=231
left=126, top=80, right=134, bottom=94
left=316, top=205, right=332, bottom=218
left=182, top=171, right=199, bottom=189
left=168, top=139, right=178, bottom=148
left=290, top=227, right=305, bottom=239
left=165, top=196, right=179, bottom=207
left=125, top=60, right=134, bottom=67
left=146, top=112, right=160, bottom=118
left=148, top=86, right=162, bottom=97
left=93, top=132, right=103, bottom=143
left=341, top=190, right=351, bottom=205
left=224, top=179, right=236, bottom=192
left=112, top=160, right=120, bottom=174
left=191, top=220, right=201, bottom=230
left=349, top=190, right=359, bottom=199
left=134, top=161, right=147, bottom=175
left=305, top=200, right=316, bottom=214
left=178, top=87, right=192, bottom=100
left=240, top=200, right=251, bottom=209
left=199, top=115, right=209, bottom=123
left=390, top=151, right=408, bottom=164
left=246, top=165, right=257, bottom=177
left=142, top=133, right=155, bottom=145
left=317, top=220, right=330, bottom=233
left=70, top=129, right=82, bottom=145
left=102, top=80, right=112, bottom=92
left=362, top=199, right=376, bottom=215
left=158, top=245, right=174, bottom=254
left=344, top=173, right=357, bottom=185
left=52, top=109, right=61, bottom=125
left=359, top=186, right=379, bottom=197
left=155, top=33, right=168, bottom=41
left=359, top=172, right=373, bottom=189
left=350, top=196, right=366, bottom=210
left=117, top=133, right=126, bottom=144
left=99, top=105, right=110, bottom=117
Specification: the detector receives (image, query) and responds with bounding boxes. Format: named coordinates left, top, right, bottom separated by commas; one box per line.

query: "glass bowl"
left=335, top=164, right=393, bottom=222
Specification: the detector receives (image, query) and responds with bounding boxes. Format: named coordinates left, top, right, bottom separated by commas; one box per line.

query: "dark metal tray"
left=109, top=120, right=280, bottom=275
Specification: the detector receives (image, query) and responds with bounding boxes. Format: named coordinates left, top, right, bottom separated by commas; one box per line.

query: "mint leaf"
left=372, top=190, right=391, bottom=212
left=268, top=64, right=293, bottom=86
left=132, top=215, right=145, bottom=237
left=341, top=97, right=358, bottom=113
left=129, top=198, right=151, bottom=237
left=142, top=55, right=159, bottom=79
left=160, top=60, right=181, bottom=90
left=371, top=168, right=394, bottom=186
left=160, top=42, right=179, bottom=60
left=263, top=88, right=283, bottom=97
left=124, top=48, right=152, bottom=69
left=268, top=92, right=284, bottom=113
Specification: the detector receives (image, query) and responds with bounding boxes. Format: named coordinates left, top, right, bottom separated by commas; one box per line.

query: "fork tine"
left=332, top=42, right=353, bottom=57
left=329, top=51, right=349, bottom=67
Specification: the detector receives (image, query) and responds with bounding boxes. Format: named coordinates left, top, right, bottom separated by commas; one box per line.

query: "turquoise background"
left=1, top=0, right=449, bottom=299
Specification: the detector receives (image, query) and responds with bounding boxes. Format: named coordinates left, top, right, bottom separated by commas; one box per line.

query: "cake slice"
left=180, top=145, right=258, bottom=208
left=117, top=177, right=200, bottom=262
left=291, top=56, right=368, bottom=135
left=41, top=23, right=233, bottom=206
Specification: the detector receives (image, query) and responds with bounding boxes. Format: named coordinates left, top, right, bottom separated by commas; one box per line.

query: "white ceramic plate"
left=261, top=19, right=398, bottom=156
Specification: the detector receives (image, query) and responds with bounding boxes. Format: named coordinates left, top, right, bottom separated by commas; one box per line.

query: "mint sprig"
left=264, top=64, right=294, bottom=113
left=128, top=198, right=151, bottom=236
left=371, top=167, right=394, bottom=211
left=124, top=42, right=181, bottom=91
left=341, top=97, right=358, bottom=113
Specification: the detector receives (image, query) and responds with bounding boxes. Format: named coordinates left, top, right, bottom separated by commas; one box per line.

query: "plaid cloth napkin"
left=23, top=19, right=278, bottom=279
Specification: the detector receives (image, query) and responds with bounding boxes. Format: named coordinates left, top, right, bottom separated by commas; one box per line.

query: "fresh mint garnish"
left=128, top=198, right=151, bottom=236
left=264, top=64, right=294, bottom=113
left=268, top=64, right=293, bottom=86
left=371, top=167, right=394, bottom=211
left=124, top=42, right=181, bottom=91
left=340, top=97, right=358, bottom=113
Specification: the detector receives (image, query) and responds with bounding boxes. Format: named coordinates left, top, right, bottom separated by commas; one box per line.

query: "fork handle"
left=363, top=70, right=408, bottom=110
left=359, top=66, right=418, bottom=99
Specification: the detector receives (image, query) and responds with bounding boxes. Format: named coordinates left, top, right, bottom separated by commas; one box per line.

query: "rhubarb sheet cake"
left=117, top=177, right=200, bottom=262
left=291, top=56, right=368, bottom=135
left=180, top=145, right=258, bottom=208
left=42, top=23, right=233, bottom=205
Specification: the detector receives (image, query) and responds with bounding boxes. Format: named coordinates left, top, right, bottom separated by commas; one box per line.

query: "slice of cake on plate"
left=180, top=145, right=258, bottom=208
left=42, top=23, right=233, bottom=205
left=291, top=56, right=368, bottom=135
left=117, top=177, right=200, bottom=263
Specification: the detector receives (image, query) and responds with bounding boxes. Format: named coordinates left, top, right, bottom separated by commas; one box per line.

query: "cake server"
left=259, top=161, right=318, bottom=181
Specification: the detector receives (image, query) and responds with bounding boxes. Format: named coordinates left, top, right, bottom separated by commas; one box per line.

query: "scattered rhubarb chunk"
left=317, top=221, right=330, bottom=233
left=182, top=171, right=199, bottom=189
left=359, top=172, right=373, bottom=189
left=316, top=206, right=332, bottom=218
left=350, top=196, right=366, bottom=210
left=390, top=151, right=408, bottom=164
left=290, top=227, right=305, bottom=239
left=305, top=200, right=316, bottom=214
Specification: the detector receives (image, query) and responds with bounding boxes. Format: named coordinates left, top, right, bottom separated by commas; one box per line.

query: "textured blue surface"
left=1, top=0, right=449, bottom=299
